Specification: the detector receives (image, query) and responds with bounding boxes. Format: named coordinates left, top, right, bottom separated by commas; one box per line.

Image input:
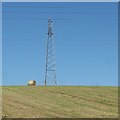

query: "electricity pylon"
left=44, top=18, right=57, bottom=86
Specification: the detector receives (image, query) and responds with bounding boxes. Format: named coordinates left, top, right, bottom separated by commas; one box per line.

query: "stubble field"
left=2, top=86, right=118, bottom=118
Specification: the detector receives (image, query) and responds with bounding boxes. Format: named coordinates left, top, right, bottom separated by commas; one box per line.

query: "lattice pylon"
left=44, top=18, right=57, bottom=86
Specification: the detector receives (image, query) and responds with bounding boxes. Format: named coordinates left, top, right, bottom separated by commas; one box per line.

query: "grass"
left=1, top=86, right=118, bottom=118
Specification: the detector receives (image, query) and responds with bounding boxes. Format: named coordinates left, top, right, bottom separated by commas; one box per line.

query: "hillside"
left=2, top=86, right=118, bottom=118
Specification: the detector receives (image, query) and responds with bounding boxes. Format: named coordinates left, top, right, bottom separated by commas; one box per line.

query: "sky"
left=2, top=2, right=118, bottom=86
left=0, top=2, right=2, bottom=87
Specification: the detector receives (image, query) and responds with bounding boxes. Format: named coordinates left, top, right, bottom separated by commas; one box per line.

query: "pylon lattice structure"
left=44, top=18, right=57, bottom=86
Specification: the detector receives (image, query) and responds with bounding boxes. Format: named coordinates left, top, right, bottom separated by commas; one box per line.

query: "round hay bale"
left=28, top=80, right=36, bottom=86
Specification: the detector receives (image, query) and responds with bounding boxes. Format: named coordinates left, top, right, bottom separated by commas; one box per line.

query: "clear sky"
left=2, top=2, right=118, bottom=86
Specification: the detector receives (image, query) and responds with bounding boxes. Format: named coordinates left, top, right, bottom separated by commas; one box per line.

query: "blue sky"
left=2, top=2, right=118, bottom=86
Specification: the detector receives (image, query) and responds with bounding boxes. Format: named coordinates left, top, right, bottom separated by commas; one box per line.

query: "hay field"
left=2, top=86, right=118, bottom=118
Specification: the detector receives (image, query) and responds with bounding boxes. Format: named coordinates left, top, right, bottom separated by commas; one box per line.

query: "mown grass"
left=2, top=86, right=118, bottom=118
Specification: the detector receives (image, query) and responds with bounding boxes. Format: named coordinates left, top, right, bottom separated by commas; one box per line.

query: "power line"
left=2, top=11, right=117, bottom=14
left=1, top=18, right=70, bottom=21
left=1, top=17, right=117, bottom=21
left=0, top=5, right=111, bottom=9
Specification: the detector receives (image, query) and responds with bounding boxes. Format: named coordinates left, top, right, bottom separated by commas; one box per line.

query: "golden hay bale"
left=28, top=80, right=36, bottom=86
